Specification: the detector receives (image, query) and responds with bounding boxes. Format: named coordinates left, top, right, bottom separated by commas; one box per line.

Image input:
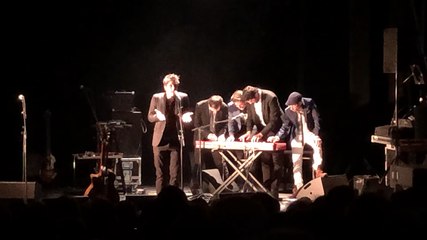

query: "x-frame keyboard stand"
left=211, top=149, right=272, bottom=199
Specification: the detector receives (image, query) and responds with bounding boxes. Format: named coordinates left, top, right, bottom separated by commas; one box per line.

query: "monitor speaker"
left=202, top=169, right=223, bottom=193
left=296, top=174, right=348, bottom=201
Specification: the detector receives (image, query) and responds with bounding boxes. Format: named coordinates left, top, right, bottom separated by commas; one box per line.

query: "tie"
left=298, top=112, right=305, bottom=145
left=210, top=111, right=215, bottom=133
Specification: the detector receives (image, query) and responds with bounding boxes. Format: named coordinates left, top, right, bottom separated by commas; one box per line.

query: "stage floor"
left=34, top=184, right=297, bottom=212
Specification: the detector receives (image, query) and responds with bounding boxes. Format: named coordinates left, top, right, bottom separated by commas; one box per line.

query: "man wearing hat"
left=267, top=91, right=326, bottom=196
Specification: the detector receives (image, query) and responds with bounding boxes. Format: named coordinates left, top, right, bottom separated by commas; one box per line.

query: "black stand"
left=80, top=87, right=123, bottom=198
left=188, top=119, right=229, bottom=201
left=177, top=97, right=185, bottom=190
left=381, top=66, right=425, bottom=186
left=379, top=70, right=400, bottom=186
left=188, top=123, right=212, bottom=201
left=18, top=94, right=29, bottom=203
left=106, top=123, right=129, bottom=193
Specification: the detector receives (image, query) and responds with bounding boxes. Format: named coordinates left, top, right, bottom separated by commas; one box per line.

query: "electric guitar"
left=40, top=110, right=57, bottom=184
left=83, top=123, right=119, bottom=203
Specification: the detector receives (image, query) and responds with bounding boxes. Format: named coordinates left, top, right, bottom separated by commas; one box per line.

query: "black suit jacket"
left=147, top=91, right=190, bottom=147
left=276, top=97, right=321, bottom=142
left=246, top=89, right=283, bottom=139
left=193, top=99, right=228, bottom=141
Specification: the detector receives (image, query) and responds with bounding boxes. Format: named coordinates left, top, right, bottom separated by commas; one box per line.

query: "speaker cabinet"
left=383, top=27, right=398, bottom=73
left=0, top=181, right=36, bottom=199
left=111, top=110, right=143, bottom=157
left=296, top=175, right=348, bottom=201
left=111, top=91, right=135, bottom=112
left=202, top=169, right=223, bottom=193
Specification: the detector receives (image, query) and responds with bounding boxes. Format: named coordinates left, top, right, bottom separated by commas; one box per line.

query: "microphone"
left=18, top=94, right=26, bottom=117
left=231, top=113, right=247, bottom=120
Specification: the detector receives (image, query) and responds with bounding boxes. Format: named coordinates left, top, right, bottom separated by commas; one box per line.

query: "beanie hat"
left=285, top=92, right=302, bottom=105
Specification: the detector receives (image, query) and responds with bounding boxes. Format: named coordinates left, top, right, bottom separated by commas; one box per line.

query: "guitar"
left=83, top=123, right=119, bottom=203
left=40, top=110, right=57, bottom=184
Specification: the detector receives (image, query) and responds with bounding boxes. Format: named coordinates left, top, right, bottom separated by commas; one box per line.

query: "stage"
left=0, top=181, right=296, bottom=212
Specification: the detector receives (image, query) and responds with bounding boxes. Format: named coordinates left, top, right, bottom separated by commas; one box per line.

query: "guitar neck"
left=45, top=110, right=52, bottom=156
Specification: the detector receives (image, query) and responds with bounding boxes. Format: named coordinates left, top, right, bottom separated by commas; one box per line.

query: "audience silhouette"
left=1, top=183, right=426, bottom=240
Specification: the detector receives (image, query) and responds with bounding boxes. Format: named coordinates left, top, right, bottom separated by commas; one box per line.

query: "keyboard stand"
left=211, top=149, right=272, bottom=199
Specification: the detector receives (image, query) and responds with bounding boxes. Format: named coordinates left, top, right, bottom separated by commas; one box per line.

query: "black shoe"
left=190, top=183, right=200, bottom=195
left=271, top=189, right=279, bottom=200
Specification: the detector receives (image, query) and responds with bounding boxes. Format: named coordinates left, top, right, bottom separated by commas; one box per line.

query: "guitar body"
left=40, top=153, right=57, bottom=184
left=83, top=123, right=119, bottom=203
left=40, top=110, right=57, bottom=185
left=85, top=171, right=118, bottom=203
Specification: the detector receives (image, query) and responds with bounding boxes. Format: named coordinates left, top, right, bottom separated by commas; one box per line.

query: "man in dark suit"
left=268, top=91, right=326, bottom=196
left=227, top=90, right=248, bottom=142
left=147, top=73, right=193, bottom=194
left=239, top=85, right=284, bottom=198
left=191, top=95, right=228, bottom=194
left=225, top=90, right=250, bottom=191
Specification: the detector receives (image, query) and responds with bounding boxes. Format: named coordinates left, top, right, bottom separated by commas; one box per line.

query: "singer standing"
left=148, top=73, right=193, bottom=194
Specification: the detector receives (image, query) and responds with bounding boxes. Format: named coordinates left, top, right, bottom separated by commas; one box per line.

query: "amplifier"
left=114, top=157, right=142, bottom=192
left=111, top=91, right=135, bottom=112
left=0, top=181, right=36, bottom=199
left=111, top=111, right=142, bottom=157
left=374, top=123, right=414, bottom=138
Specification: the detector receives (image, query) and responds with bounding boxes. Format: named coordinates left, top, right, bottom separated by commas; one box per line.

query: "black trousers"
left=153, top=144, right=180, bottom=194
left=250, top=151, right=284, bottom=198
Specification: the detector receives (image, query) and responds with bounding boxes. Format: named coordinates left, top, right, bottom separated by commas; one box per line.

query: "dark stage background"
left=3, top=0, right=426, bottom=188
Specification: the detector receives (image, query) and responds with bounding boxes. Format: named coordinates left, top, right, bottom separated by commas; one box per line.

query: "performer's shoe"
left=225, top=182, right=240, bottom=192
left=270, top=189, right=279, bottom=200
left=190, top=183, right=200, bottom=195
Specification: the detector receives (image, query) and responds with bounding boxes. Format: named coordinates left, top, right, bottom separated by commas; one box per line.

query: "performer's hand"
left=226, top=135, right=235, bottom=142
left=207, top=133, right=218, bottom=141
left=154, top=109, right=165, bottom=121
left=182, top=112, right=193, bottom=123
left=314, top=136, right=322, bottom=147
left=217, top=134, right=226, bottom=142
left=238, top=132, right=250, bottom=142
left=267, top=136, right=279, bottom=143
left=251, top=133, right=263, bottom=142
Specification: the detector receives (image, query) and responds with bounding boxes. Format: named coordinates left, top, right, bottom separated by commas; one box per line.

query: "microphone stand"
left=381, top=65, right=425, bottom=186
left=380, top=70, right=400, bottom=187
left=189, top=123, right=211, bottom=200
left=189, top=119, right=229, bottom=201
left=177, top=97, right=185, bottom=190
left=19, top=95, right=28, bottom=203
